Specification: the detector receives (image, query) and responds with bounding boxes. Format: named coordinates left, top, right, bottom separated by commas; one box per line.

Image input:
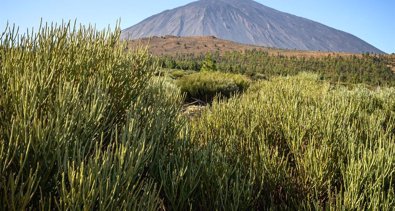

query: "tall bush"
left=200, top=53, right=217, bottom=72
left=0, top=22, right=184, bottom=210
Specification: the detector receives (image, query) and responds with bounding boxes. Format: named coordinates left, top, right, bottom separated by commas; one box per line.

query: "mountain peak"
left=122, top=0, right=383, bottom=53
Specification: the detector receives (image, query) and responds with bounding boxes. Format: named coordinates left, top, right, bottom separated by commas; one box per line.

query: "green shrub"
left=189, top=73, right=395, bottom=210
left=200, top=53, right=217, bottom=72
left=0, top=22, right=184, bottom=210
left=176, top=71, right=251, bottom=102
left=170, top=70, right=187, bottom=79
left=168, top=69, right=195, bottom=79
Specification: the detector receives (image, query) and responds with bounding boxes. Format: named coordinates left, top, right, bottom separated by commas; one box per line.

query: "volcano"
left=121, top=0, right=383, bottom=53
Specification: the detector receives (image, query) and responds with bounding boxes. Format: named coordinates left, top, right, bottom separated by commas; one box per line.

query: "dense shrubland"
left=158, top=50, right=395, bottom=86
left=188, top=73, right=395, bottom=210
left=1, top=23, right=395, bottom=210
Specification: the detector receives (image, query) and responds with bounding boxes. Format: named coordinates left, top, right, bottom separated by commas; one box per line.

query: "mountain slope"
left=121, top=0, right=384, bottom=53
left=127, top=35, right=360, bottom=57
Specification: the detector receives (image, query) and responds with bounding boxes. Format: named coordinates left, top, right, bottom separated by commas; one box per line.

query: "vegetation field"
left=158, top=51, right=395, bottom=87
left=1, top=23, right=395, bottom=210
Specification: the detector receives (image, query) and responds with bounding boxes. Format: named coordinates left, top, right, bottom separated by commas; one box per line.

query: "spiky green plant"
left=176, top=71, right=250, bottom=102
left=0, top=22, right=184, bottom=210
left=189, top=73, right=395, bottom=210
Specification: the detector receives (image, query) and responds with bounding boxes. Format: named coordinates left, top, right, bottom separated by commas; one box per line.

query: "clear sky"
left=1, top=0, right=394, bottom=53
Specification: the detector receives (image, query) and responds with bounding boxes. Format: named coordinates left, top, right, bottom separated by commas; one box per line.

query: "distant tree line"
left=157, top=50, right=395, bottom=86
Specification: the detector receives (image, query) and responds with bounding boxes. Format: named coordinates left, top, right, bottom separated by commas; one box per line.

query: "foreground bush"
left=176, top=71, right=250, bottom=102
left=0, top=22, right=184, bottom=210
left=188, top=73, right=395, bottom=210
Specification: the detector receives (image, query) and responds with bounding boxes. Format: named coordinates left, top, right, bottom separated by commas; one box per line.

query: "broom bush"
left=176, top=71, right=250, bottom=103
left=189, top=72, right=395, bottom=210
left=0, top=22, right=184, bottom=210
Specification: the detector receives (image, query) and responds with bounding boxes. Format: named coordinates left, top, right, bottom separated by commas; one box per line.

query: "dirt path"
left=182, top=105, right=206, bottom=119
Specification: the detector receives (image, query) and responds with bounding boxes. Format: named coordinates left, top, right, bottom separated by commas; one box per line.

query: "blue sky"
left=1, top=0, right=394, bottom=53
